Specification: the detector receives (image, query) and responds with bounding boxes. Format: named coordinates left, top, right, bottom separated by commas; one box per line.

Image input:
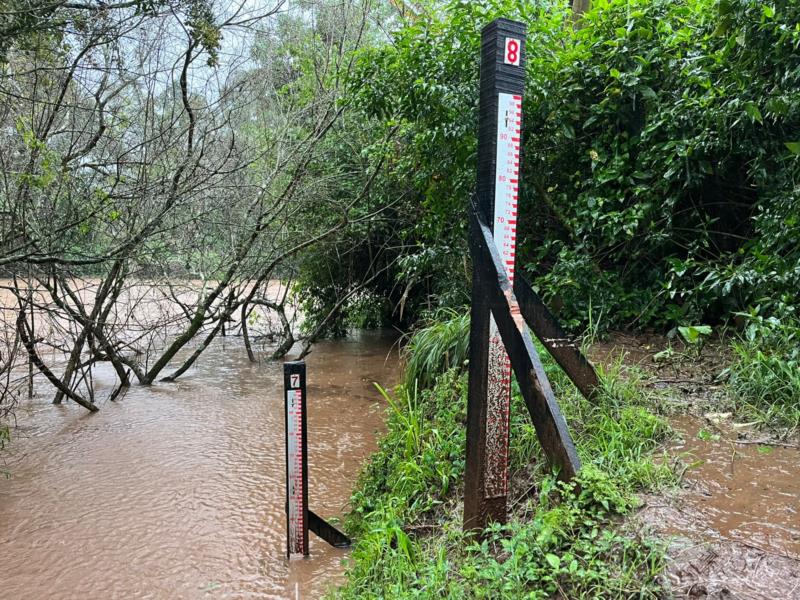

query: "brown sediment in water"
left=588, top=334, right=800, bottom=598
left=666, top=416, right=799, bottom=556
left=0, top=331, right=399, bottom=599
left=638, top=416, right=800, bottom=598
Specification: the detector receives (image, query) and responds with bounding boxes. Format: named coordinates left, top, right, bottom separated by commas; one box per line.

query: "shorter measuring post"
left=284, top=361, right=309, bottom=557
left=284, top=360, right=351, bottom=558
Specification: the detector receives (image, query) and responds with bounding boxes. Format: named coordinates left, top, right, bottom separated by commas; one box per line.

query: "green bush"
left=301, top=0, right=800, bottom=334
left=521, top=0, right=800, bottom=330
left=726, top=313, right=800, bottom=433
left=459, top=468, right=665, bottom=599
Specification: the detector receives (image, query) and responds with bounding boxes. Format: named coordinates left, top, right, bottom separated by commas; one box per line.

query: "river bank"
left=331, top=324, right=800, bottom=599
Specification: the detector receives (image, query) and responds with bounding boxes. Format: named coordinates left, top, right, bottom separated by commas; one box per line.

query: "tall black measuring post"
left=464, top=18, right=527, bottom=531
left=464, top=18, right=600, bottom=534
left=284, top=361, right=351, bottom=557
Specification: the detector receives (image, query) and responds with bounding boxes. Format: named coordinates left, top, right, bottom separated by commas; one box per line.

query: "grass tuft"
left=402, top=309, right=470, bottom=390
left=726, top=317, right=800, bottom=436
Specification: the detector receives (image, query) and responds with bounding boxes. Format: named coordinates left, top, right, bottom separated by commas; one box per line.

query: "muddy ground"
left=592, top=333, right=800, bottom=599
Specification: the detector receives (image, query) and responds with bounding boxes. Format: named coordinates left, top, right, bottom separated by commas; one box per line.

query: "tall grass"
left=727, top=318, right=800, bottom=435
left=402, top=309, right=469, bottom=390
left=334, top=314, right=675, bottom=599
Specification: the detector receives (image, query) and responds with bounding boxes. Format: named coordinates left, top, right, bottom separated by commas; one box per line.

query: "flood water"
left=668, top=416, right=800, bottom=558
left=0, top=331, right=399, bottom=599
left=638, top=417, right=800, bottom=599
left=588, top=334, right=800, bottom=596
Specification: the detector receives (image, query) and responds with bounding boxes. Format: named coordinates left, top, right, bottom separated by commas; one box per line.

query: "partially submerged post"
left=464, top=18, right=601, bottom=533
left=284, top=361, right=351, bottom=557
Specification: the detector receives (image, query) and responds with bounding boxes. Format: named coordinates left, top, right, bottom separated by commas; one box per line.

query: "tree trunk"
left=160, top=317, right=226, bottom=382
left=572, top=0, right=591, bottom=26
left=17, top=307, right=98, bottom=412
left=241, top=303, right=256, bottom=363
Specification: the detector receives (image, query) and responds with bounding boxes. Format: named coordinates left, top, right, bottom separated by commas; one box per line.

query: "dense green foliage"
left=300, top=0, right=800, bottom=334
left=523, top=0, right=800, bottom=330
left=332, top=312, right=674, bottom=598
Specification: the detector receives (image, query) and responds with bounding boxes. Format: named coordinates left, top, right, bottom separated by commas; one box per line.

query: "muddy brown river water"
left=668, top=416, right=800, bottom=557
left=640, top=417, right=800, bottom=599
left=0, top=331, right=399, bottom=600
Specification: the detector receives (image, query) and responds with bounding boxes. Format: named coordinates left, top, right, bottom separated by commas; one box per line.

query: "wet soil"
left=640, top=417, right=800, bottom=599
left=591, top=333, right=800, bottom=599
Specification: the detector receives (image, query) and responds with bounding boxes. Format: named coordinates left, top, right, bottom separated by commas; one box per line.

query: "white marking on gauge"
left=485, top=92, right=522, bottom=498
left=286, top=387, right=304, bottom=554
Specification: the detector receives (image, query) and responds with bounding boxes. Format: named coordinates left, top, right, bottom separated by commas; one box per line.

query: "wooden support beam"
left=513, top=277, right=600, bottom=401
left=470, top=203, right=581, bottom=482
left=464, top=241, right=495, bottom=530
left=308, top=510, right=350, bottom=548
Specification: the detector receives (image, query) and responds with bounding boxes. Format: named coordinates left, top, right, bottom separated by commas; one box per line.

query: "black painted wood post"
left=284, top=361, right=351, bottom=557
left=464, top=18, right=527, bottom=532
left=285, top=361, right=309, bottom=556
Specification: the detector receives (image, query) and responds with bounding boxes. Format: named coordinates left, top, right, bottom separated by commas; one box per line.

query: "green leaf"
left=678, top=325, right=712, bottom=344
left=639, top=85, right=657, bottom=100
left=744, top=102, right=763, bottom=124
left=545, top=554, right=561, bottom=569
left=784, top=142, right=800, bottom=155
left=698, top=429, right=720, bottom=442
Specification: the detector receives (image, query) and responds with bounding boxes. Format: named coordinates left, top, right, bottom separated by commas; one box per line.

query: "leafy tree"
left=300, top=0, right=800, bottom=334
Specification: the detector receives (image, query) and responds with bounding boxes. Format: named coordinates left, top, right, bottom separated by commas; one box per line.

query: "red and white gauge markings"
left=485, top=92, right=522, bottom=498
left=286, top=385, right=305, bottom=555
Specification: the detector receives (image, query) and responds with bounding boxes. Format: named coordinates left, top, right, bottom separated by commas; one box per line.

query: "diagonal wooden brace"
left=513, top=277, right=600, bottom=401
left=309, top=510, right=351, bottom=548
left=469, top=202, right=581, bottom=483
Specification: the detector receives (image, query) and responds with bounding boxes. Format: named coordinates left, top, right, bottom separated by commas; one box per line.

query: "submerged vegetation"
left=333, top=313, right=675, bottom=598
